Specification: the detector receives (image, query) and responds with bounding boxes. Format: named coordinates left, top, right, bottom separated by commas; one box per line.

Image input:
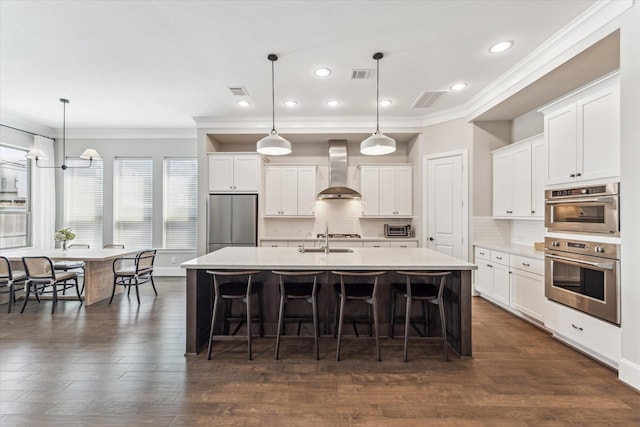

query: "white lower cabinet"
left=475, top=246, right=544, bottom=323
left=545, top=300, right=621, bottom=368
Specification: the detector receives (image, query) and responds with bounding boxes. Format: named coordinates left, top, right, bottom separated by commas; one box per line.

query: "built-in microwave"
left=545, top=183, right=619, bottom=236
left=384, top=224, right=411, bottom=238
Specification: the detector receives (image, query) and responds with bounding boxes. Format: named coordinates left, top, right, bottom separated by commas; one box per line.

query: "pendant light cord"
left=270, top=56, right=276, bottom=134
left=375, top=56, right=380, bottom=134
left=61, top=98, right=67, bottom=165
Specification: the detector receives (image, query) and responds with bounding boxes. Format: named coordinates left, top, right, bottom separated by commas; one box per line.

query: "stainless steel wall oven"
left=545, top=237, right=620, bottom=325
left=545, top=183, right=619, bottom=236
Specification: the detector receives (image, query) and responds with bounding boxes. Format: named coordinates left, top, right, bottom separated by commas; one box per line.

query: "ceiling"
left=0, top=0, right=599, bottom=130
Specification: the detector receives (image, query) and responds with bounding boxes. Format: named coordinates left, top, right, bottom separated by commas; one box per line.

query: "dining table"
left=0, top=247, right=140, bottom=305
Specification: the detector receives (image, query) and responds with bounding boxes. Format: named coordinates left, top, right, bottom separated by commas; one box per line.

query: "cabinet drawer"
left=363, top=241, right=390, bottom=248
left=474, top=247, right=490, bottom=260
left=545, top=301, right=621, bottom=365
left=389, top=241, right=417, bottom=248
left=510, top=255, right=543, bottom=276
left=490, top=250, right=509, bottom=265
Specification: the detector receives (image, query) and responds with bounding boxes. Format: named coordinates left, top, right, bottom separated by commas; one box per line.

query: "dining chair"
left=390, top=271, right=452, bottom=362
left=272, top=270, right=323, bottom=360
left=21, top=256, right=82, bottom=314
left=0, top=256, right=26, bottom=313
left=109, top=249, right=157, bottom=304
left=206, top=270, right=264, bottom=361
left=53, top=243, right=89, bottom=294
left=332, top=271, right=386, bottom=362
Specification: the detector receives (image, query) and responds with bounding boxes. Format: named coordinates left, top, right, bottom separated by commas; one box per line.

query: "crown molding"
left=464, top=0, right=632, bottom=122
left=57, top=128, right=197, bottom=139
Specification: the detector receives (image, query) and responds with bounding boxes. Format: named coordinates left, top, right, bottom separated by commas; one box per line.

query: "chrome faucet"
left=324, top=223, right=329, bottom=254
left=298, top=232, right=312, bottom=253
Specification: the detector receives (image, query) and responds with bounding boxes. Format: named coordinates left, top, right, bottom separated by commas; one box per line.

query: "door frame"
left=422, top=149, right=469, bottom=261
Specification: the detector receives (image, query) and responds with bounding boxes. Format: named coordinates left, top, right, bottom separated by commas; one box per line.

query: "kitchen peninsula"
left=182, top=246, right=476, bottom=357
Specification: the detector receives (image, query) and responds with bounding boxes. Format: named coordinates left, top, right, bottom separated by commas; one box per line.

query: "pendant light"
left=360, top=52, right=396, bottom=155
left=256, top=54, right=291, bottom=155
left=26, top=98, right=101, bottom=169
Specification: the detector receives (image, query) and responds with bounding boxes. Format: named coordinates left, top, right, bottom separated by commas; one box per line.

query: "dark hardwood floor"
left=1, top=278, right=639, bottom=426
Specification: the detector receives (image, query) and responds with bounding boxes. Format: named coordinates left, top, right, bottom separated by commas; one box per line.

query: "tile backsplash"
left=263, top=199, right=410, bottom=238
left=511, top=219, right=545, bottom=245
left=472, top=216, right=511, bottom=244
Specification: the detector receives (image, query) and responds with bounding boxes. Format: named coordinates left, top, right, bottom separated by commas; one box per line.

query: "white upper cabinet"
left=264, top=165, right=317, bottom=216
left=492, top=137, right=539, bottom=218
left=208, top=154, right=260, bottom=193
left=530, top=136, right=546, bottom=218
left=360, top=165, right=412, bottom=217
left=541, top=74, right=620, bottom=186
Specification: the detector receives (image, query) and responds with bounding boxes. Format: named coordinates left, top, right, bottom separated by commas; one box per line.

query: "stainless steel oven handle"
left=545, top=196, right=616, bottom=205
left=545, top=254, right=614, bottom=270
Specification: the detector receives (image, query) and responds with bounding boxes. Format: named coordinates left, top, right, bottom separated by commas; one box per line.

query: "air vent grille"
left=227, top=86, right=249, bottom=96
left=350, top=69, right=375, bottom=80
left=410, top=90, right=446, bottom=108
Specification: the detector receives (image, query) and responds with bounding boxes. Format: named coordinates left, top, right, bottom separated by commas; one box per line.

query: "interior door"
left=426, top=153, right=464, bottom=258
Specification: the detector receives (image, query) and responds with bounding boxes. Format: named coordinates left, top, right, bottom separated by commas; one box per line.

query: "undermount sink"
left=299, top=248, right=354, bottom=254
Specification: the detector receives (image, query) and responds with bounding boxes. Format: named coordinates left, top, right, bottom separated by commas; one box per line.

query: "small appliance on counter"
left=384, top=224, right=411, bottom=238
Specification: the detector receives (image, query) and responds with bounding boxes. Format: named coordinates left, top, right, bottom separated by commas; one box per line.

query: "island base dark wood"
left=186, top=269, right=472, bottom=358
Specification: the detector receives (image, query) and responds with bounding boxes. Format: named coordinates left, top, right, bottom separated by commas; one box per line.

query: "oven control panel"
left=545, top=237, right=619, bottom=260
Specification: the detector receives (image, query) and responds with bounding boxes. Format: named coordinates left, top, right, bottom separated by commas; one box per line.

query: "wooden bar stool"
left=272, top=270, right=323, bottom=360
left=391, top=271, right=452, bottom=362
left=206, top=270, right=264, bottom=360
left=332, top=271, right=386, bottom=362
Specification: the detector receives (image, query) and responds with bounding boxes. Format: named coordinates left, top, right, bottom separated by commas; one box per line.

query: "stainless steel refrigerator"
left=208, top=194, right=258, bottom=252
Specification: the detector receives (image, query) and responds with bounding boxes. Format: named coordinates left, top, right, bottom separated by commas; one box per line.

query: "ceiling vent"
left=350, top=69, right=375, bottom=80
left=410, top=90, right=446, bottom=108
left=227, top=86, right=249, bottom=96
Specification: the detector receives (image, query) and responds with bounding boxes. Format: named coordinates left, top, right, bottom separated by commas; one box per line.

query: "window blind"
left=114, top=158, right=153, bottom=247
left=163, top=158, right=197, bottom=249
left=64, top=158, right=104, bottom=248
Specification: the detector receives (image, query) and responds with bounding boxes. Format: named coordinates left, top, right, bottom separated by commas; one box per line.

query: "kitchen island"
left=182, top=246, right=477, bottom=357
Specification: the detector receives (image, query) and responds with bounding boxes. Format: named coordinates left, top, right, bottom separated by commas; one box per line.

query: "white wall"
left=618, top=3, right=640, bottom=391
left=512, top=110, right=544, bottom=142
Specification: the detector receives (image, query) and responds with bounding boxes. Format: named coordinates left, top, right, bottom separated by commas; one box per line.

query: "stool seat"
left=273, top=270, right=322, bottom=360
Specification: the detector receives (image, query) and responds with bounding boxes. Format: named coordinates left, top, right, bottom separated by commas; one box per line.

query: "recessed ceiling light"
left=450, top=83, right=467, bottom=91
left=237, top=100, right=251, bottom=107
left=379, top=99, right=392, bottom=107
left=489, top=40, right=513, bottom=54
left=314, top=67, right=332, bottom=78
left=325, top=100, right=340, bottom=107
left=283, top=100, right=298, bottom=107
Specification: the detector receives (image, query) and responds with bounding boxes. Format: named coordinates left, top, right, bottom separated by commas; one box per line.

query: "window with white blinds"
left=163, top=158, right=197, bottom=249
left=63, top=158, right=104, bottom=248
left=114, top=158, right=153, bottom=248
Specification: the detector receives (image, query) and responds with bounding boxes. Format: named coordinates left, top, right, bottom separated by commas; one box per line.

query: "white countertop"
left=0, top=247, right=140, bottom=261
left=259, top=236, right=418, bottom=242
left=182, top=247, right=476, bottom=271
left=473, top=241, right=544, bottom=260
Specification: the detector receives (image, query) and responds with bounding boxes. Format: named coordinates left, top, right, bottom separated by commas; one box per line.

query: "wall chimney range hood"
left=317, top=140, right=361, bottom=199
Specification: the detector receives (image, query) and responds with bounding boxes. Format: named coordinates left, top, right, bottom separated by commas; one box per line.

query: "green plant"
left=54, top=227, right=75, bottom=242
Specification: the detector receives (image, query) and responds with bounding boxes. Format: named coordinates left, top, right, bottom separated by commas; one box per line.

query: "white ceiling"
left=0, top=0, right=598, bottom=130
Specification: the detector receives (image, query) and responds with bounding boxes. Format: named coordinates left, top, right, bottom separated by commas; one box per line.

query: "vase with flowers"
left=54, top=227, right=75, bottom=251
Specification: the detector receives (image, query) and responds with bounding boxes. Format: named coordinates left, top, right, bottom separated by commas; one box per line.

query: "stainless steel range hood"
left=317, top=140, right=361, bottom=199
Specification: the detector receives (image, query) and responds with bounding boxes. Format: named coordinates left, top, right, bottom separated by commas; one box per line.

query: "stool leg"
left=246, top=294, right=252, bottom=361
left=336, top=295, right=345, bottom=362
left=312, top=294, right=320, bottom=361
left=422, top=300, right=429, bottom=336
left=20, top=282, right=31, bottom=313
left=404, top=295, right=411, bottom=362
left=74, top=277, right=83, bottom=304
left=258, top=289, right=264, bottom=338
left=439, top=301, right=449, bottom=362
left=275, top=293, right=285, bottom=360
left=207, top=294, right=219, bottom=360
left=52, top=281, right=57, bottom=314
left=372, top=296, right=381, bottom=362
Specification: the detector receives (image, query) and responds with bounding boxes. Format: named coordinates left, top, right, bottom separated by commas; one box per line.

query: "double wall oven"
left=544, top=182, right=620, bottom=325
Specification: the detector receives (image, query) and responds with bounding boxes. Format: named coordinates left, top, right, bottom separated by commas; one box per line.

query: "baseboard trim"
left=619, top=358, right=640, bottom=392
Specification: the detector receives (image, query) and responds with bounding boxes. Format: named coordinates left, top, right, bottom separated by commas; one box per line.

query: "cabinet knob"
left=496, top=256, right=502, bottom=260
left=429, top=237, right=434, bottom=241
left=531, top=210, right=535, bottom=214
left=571, top=323, right=584, bottom=331
left=576, top=172, right=582, bottom=177
left=522, top=263, right=530, bottom=267
left=569, top=173, right=575, bottom=178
